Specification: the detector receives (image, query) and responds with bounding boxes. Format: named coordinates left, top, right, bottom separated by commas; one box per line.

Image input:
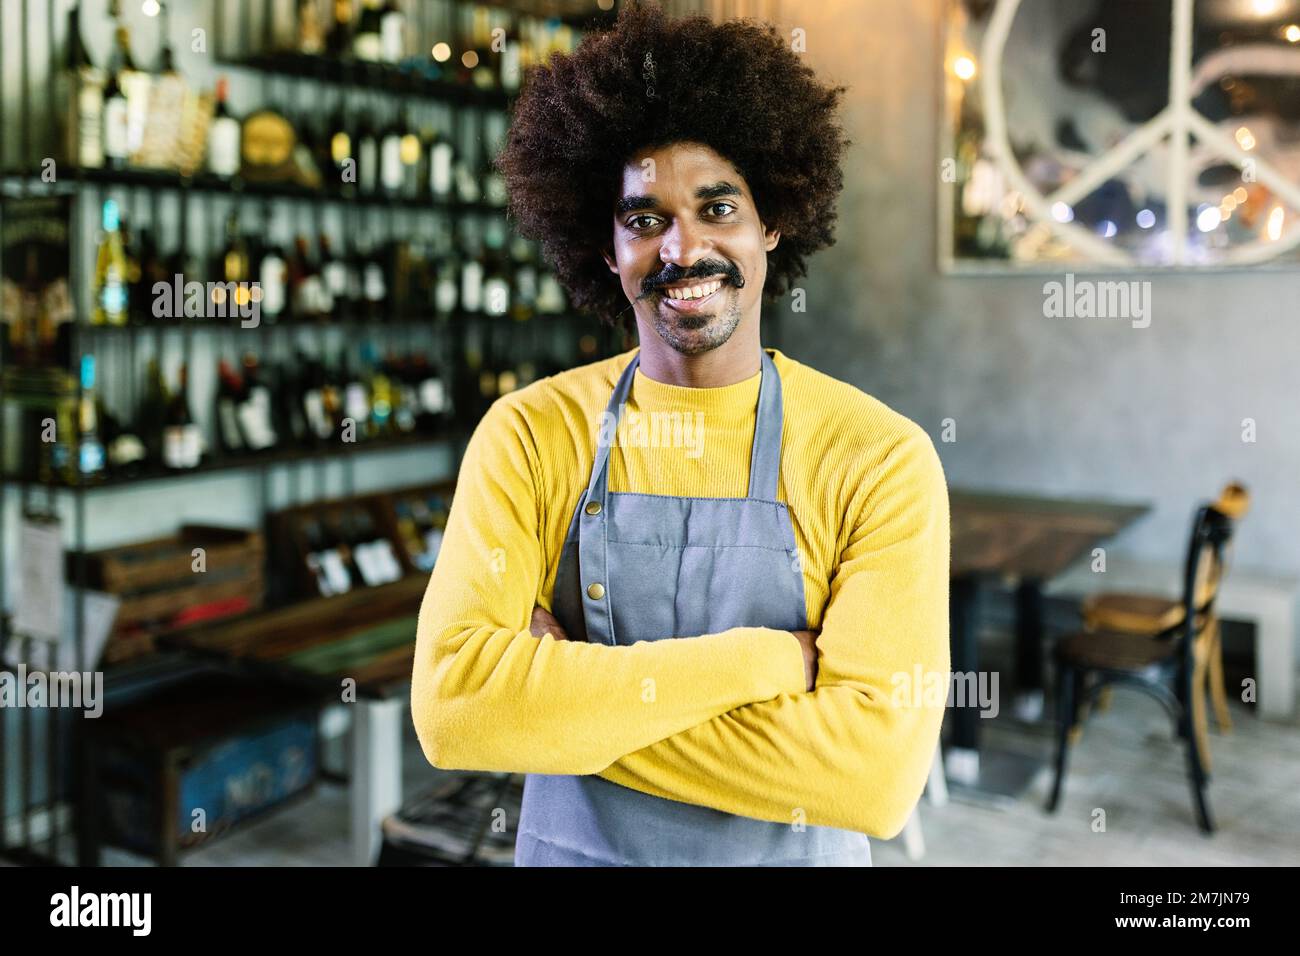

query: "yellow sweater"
left=411, top=346, right=950, bottom=839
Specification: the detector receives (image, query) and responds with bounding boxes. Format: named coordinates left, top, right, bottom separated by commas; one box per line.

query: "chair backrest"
left=1177, top=484, right=1246, bottom=660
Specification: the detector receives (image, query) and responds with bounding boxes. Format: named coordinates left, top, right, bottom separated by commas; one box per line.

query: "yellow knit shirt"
left=411, top=346, right=950, bottom=838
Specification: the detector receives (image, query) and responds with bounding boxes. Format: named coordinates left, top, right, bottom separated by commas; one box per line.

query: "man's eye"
left=627, top=215, right=659, bottom=229
left=706, top=202, right=736, bottom=216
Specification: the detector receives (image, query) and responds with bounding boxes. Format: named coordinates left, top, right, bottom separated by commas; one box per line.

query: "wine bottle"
left=237, top=351, right=279, bottom=451
left=326, top=0, right=355, bottom=58
left=257, top=235, right=289, bottom=323
left=482, top=229, right=510, bottom=317
left=138, top=357, right=170, bottom=466
left=459, top=234, right=484, bottom=315
left=213, top=212, right=252, bottom=319
left=300, top=354, right=335, bottom=444
left=356, top=108, right=379, bottom=195
left=318, top=233, right=347, bottom=319
left=72, top=354, right=106, bottom=482
left=297, top=0, right=325, bottom=55
left=379, top=109, right=405, bottom=196
left=215, top=357, right=247, bottom=456
left=92, top=199, right=129, bottom=326
left=101, top=25, right=132, bottom=168
left=379, top=0, right=406, bottom=64
left=162, top=361, right=203, bottom=470
left=427, top=128, right=455, bottom=201
left=208, top=76, right=241, bottom=178
left=290, top=234, right=328, bottom=321
left=327, top=104, right=354, bottom=193
left=352, top=0, right=384, bottom=62
left=63, top=1, right=104, bottom=169
left=359, top=236, right=388, bottom=321
left=341, top=348, right=371, bottom=438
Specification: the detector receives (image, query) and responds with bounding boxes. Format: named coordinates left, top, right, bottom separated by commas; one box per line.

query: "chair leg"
left=1067, top=669, right=1088, bottom=746
left=1207, top=618, right=1233, bottom=733
left=1047, top=663, right=1074, bottom=813
left=1191, top=639, right=1214, bottom=775
left=1184, top=711, right=1216, bottom=834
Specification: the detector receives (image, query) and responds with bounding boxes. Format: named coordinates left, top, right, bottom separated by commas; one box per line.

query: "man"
left=411, top=0, right=949, bottom=867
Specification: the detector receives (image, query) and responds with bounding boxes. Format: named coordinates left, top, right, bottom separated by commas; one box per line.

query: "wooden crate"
left=70, top=524, right=265, bottom=664
left=83, top=672, right=324, bottom=866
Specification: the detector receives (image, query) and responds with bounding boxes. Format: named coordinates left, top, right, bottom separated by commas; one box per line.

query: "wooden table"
left=947, top=488, right=1151, bottom=802
left=162, top=574, right=427, bottom=865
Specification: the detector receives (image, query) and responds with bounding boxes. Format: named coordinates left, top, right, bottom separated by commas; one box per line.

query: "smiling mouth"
left=654, top=275, right=730, bottom=313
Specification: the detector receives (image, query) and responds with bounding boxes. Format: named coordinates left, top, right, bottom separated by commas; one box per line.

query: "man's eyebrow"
left=613, top=181, right=744, bottom=217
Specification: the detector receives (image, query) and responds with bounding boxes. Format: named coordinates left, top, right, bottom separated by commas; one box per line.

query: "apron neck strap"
left=586, top=348, right=784, bottom=504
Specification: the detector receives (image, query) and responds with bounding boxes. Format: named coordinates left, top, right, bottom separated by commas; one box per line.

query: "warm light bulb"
left=432, top=42, right=451, bottom=62
left=953, top=56, right=976, bottom=81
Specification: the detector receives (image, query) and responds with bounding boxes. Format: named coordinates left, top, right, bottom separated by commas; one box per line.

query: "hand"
left=530, top=604, right=571, bottom=642
left=791, top=629, right=821, bottom=692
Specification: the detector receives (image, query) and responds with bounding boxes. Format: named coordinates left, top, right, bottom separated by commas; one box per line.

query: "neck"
left=635, top=321, right=763, bottom=388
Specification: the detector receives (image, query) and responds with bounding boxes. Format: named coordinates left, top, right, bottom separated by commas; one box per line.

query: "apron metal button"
left=585, top=501, right=602, bottom=516
left=586, top=582, right=605, bottom=600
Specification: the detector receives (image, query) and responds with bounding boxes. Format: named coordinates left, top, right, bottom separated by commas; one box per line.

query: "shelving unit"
left=0, top=0, right=628, bottom=866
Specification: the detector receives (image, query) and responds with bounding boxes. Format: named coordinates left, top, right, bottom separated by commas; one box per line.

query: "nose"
left=658, top=217, right=712, bottom=269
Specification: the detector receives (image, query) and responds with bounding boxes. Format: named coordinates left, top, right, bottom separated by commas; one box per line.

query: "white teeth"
left=663, top=279, right=723, bottom=301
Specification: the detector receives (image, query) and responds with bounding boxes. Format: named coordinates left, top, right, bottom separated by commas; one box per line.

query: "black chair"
left=1046, top=500, right=1239, bottom=833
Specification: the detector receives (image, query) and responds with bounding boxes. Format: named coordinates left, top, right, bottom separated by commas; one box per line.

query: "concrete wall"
left=771, top=0, right=1300, bottom=594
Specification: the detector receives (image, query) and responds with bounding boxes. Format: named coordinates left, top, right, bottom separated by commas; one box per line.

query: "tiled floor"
left=88, top=669, right=1298, bottom=867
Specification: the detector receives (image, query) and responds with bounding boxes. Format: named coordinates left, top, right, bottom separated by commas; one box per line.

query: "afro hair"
left=497, top=0, right=850, bottom=328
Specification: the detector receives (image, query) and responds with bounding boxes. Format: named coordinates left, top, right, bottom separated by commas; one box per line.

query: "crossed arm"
left=411, top=397, right=950, bottom=839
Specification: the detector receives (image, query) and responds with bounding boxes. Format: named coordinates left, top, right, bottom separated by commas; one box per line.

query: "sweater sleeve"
left=410, top=394, right=808, bottom=777
left=595, top=426, right=950, bottom=839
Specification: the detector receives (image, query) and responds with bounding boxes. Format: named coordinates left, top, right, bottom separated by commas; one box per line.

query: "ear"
left=601, top=245, right=620, bottom=275
left=762, top=223, right=781, bottom=253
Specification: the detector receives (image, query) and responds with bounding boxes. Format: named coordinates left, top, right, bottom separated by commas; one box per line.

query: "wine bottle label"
left=163, top=425, right=188, bottom=468
left=485, top=173, right=508, bottom=206
left=380, top=13, right=404, bottom=62
left=515, top=265, right=538, bottom=303
left=461, top=261, right=483, bottom=311
left=76, top=79, right=105, bottom=168
left=306, top=552, right=335, bottom=597
left=208, top=117, right=242, bottom=177
left=319, top=549, right=353, bottom=593
left=352, top=540, right=380, bottom=586
left=218, top=398, right=245, bottom=450
left=430, top=143, right=453, bottom=197
left=359, top=139, right=378, bottom=192
left=501, top=43, right=522, bottom=91
left=103, top=96, right=130, bottom=161
left=299, top=274, right=327, bottom=315
left=345, top=382, right=370, bottom=422
left=419, top=378, right=446, bottom=414
left=237, top=386, right=278, bottom=450
left=454, top=162, right=480, bottom=203
left=374, top=540, right=404, bottom=582
left=322, top=260, right=347, bottom=299
left=261, top=255, right=287, bottom=316
left=538, top=273, right=565, bottom=313
left=380, top=135, right=403, bottom=190
left=434, top=275, right=457, bottom=314
left=121, top=71, right=152, bottom=155
left=354, top=34, right=382, bottom=62
left=364, top=262, right=386, bottom=303
left=304, top=389, right=331, bottom=438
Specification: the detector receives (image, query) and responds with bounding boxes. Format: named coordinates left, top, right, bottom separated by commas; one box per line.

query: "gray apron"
left=514, top=348, right=873, bottom=866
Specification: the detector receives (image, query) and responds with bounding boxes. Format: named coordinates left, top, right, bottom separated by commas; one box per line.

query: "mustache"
left=637, top=260, right=745, bottom=300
